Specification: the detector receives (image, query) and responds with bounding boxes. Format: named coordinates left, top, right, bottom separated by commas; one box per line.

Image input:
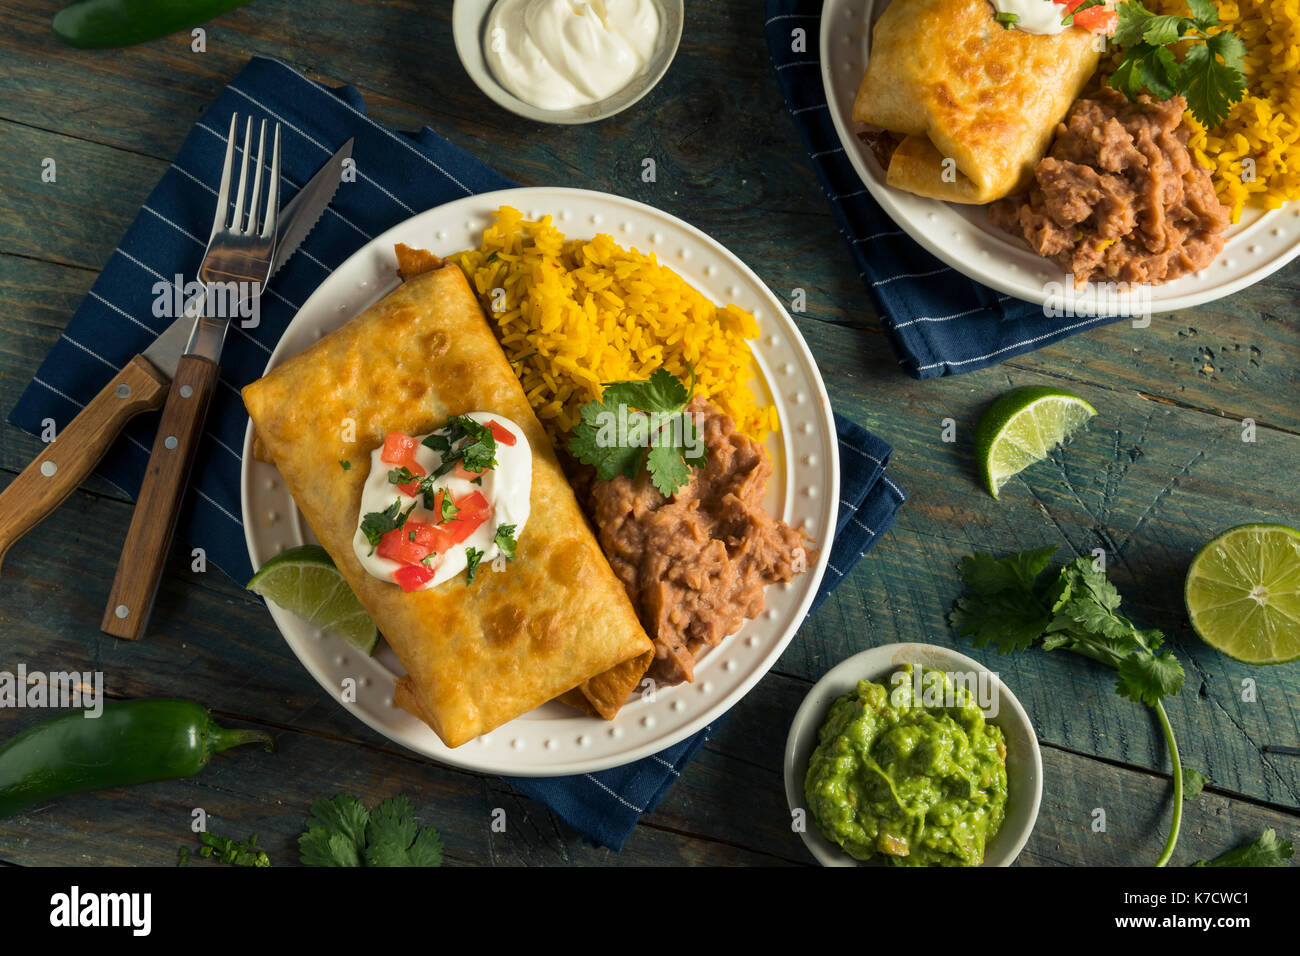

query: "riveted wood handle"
left=101, top=354, right=220, bottom=641
left=0, top=355, right=169, bottom=576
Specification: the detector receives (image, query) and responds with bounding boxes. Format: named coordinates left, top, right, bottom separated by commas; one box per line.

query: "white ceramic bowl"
left=784, top=643, right=1043, bottom=867
left=451, top=0, right=684, bottom=125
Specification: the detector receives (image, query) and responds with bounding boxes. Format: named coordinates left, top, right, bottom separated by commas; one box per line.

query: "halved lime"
left=247, top=545, right=379, bottom=655
left=1185, top=524, right=1300, bottom=665
left=974, top=386, right=1097, bottom=498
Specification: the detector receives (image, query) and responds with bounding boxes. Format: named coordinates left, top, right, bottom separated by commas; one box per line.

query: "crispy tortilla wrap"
left=854, top=0, right=1103, bottom=204
left=242, top=254, right=654, bottom=746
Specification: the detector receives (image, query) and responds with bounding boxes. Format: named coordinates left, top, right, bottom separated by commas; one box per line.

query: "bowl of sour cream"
left=452, top=0, right=683, bottom=124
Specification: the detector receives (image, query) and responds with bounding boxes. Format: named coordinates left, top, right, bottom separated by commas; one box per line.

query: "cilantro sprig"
left=299, top=794, right=442, bottom=867
left=360, top=498, right=416, bottom=554
left=568, top=368, right=707, bottom=497
left=1109, top=0, right=1247, bottom=128
left=950, top=547, right=1188, bottom=866
left=1195, top=828, right=1294, bottom=868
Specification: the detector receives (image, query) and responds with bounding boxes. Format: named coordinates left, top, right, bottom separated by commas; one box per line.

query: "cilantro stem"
left=1153, top=700, right=1182, bottom=868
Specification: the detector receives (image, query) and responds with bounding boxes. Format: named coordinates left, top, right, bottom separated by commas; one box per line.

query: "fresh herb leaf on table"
left=1182, top=766, right=1209, bottom=802
left=1195, top=828, right=1294, bottom=867
left=569, top=368, right=707, bottom=497
left=1109, top=1, right=1247, bottom=128
left=300, top=794, right=442, bottom=867
left=950, top=548, right=1188, bottom=866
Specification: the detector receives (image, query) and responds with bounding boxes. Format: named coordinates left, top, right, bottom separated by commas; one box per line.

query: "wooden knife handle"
left=101, top=354, right=220, bottom=641
left=0, top=355, right=169, bottom=576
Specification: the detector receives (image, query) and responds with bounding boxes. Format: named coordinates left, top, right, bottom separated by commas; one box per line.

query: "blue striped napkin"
left=764, top=0, right=1126, bottom=378
left=6, top=55, right=905, bottom=851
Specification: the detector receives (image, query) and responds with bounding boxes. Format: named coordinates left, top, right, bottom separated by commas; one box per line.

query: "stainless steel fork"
left=102, top=113, right=281, bottom=640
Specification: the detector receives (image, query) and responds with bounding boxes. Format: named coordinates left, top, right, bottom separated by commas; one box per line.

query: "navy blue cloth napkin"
left=7, top=55, right=905, bottom=851
left=764, top=0, right=1125, bottom=378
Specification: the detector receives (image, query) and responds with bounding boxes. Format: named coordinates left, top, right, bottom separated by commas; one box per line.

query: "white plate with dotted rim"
left=820, top=0, right=1300, bottom=313
left=241, top=186, right=839, bottom=775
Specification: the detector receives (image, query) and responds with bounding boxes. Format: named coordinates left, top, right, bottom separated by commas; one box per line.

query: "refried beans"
left=991, top=89, right=1230, bottom=287
left=583, top=397, right=813, bottom=686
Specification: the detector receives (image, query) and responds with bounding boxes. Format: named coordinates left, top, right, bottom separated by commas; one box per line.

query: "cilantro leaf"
left=300, top=793, right=443, bottom=867
left=360, top=499, right=416, bottom=554
left=1116, top=649, right=1185, bottom=707
left=438, top=492, right=460, bottom=524
left=299, top=795, right=369, bottom=867
left=1180, top=36, right=1248, bottom=129
left=1114, top=1, right=1157, bottom=47
left=647, top=442, right=694, bottom=497
left=1185, top=0, right=1219, bottom=29
left=1182, top=766, right=1209, bottom=801
left=339, top=460, right=351, bottom=471
left=494, top=523, right=517, bottom=561
left=957, top=546, right=1057, bottom=597
left=388, top=465, right=419, bottom=486
left=568, top=368, right=707, bottom=497
left=465, top=546, right=484, bottom=584
left=1142, top=14, right=1190, bottom=47
left=568, top=401, right=645, bottom=481
left=600, top=367, right=690, bottom=415
left=1195, top=829, right=1294, bottom=867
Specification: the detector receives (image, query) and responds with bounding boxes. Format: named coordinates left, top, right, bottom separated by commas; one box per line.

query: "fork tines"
left=211, top=112, right=282, bottom=242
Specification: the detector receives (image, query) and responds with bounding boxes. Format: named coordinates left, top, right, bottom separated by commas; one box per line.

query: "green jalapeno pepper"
left=52, top=0, right=254, bottom=49
left=0, top=698, right=273, bottom=818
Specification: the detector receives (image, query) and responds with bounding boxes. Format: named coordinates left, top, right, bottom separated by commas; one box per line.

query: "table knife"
left=0, top=137, right=352, bottom=584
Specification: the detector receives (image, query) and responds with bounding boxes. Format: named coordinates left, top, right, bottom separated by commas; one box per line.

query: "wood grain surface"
left=0, top=0, right=1296, bottom=866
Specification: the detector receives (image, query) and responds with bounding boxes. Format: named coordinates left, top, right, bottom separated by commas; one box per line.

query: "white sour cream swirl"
left=352, top=413, right=532, bottom=590
left=483, top=0, right=662, bottom=110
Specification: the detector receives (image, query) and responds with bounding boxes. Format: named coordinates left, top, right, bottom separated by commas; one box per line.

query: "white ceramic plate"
left=784, top=643, right=1043, bottom=867
left=820, top=0, right=1300, bottom=313
left=242, top=187, right=839, bottom=776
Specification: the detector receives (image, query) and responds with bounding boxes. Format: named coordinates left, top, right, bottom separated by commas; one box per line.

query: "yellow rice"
left=1145, top=0, right=1300, bottom=223
left=449, top=206, right=775, bottom=443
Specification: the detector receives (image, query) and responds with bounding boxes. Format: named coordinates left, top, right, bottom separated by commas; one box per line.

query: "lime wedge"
left=1185, top=524, right=1300, bottom=665
left=247, top=545, right=379, bottom=655
left=974, top=386, right=1097, bottom=498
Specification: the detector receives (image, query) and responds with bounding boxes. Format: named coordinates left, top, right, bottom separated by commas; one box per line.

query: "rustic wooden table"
left=1, top=0, right=1297, bottom=867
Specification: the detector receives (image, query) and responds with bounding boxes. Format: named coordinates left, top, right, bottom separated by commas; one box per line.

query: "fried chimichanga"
left=243, top=255, right=654, bottom=747
left=854, top=0, right=1103, bottom=204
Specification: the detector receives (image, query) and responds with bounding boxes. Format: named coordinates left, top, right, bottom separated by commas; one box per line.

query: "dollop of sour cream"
left=484, top=0, right=662, bottom=110
left=989, top=0, right=1069, bottom=35
left=353, top=413, right=531, bottom=591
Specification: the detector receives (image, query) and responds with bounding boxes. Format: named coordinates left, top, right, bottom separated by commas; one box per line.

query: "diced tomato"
left=381, top=432, right=422, bottom=467
left=1074, top=7, right=1117, bottom=32
left=445, top=491, right=490, bottom=545
left=486, top=420, right=517, bottom=446
left=397, top=479, right=422, bottom=497
left=377, top=524, right=433, bottom=565
left=453, top=460, right=485, bottom=482
left=1053, top=0, right=1117, bottom=33
left=393, top=562, right=438, bottom=593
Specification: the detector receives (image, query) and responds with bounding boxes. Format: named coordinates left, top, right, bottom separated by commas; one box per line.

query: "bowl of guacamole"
left=785, top=643, right=1042, bottom=867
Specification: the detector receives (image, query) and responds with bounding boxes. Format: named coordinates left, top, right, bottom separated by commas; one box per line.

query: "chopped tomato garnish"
left=377, top=524, right=433, bottom=565
left=486, top=420, right=517, bottom=446
left=446, top=491, right=490, bottom=545
left=1053, top=0, right=1117, bottom=33
left=397, top=479, right=422, bottom=497
left=393, top=562, right=438, bottom=592
left=381, top=432, right=421, bottom=466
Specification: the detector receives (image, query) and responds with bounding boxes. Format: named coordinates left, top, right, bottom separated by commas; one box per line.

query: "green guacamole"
left=804, top=665, right=1008, bottom=867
